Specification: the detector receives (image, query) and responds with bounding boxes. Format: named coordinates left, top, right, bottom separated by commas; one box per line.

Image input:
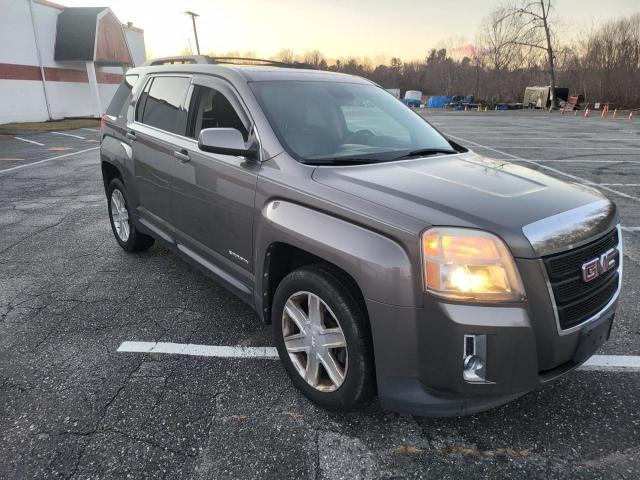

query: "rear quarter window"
left=106, top=74, right=138, bottom=117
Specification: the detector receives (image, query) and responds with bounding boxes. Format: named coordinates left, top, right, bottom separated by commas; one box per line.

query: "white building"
left=0, top=0, right=146, bottom=124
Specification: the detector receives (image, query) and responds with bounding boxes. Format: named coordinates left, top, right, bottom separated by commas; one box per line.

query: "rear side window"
left=106, top=74, right=138, bottom=116
left=136, top=76, right=190, bottom=135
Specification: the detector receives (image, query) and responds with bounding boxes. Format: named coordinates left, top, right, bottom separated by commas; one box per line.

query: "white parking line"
left=117, top=341, right=640, bottom=372
left=447, top=134, right=640, bottom=203
left=580, top=355, right=640, bottom=372
left=117, top=341, right=279, bottom=359
left=510, top=159, right=640, bottom=164
left=490, top=146, right=640, bottom=151
left=439, top=130, right=600, bottom=136
left=52, top=131, right=86, bottom=140
left=0, top=147, right=99, bottom=175
left=622, top=226, right=640, bottom=232
left=80, top=128, right=98, bottom=132
left=14, top=136, right=45, bottom=146
left=476, top=137, right=640, bottom=142
left=598, top=184, right=640, bottom=187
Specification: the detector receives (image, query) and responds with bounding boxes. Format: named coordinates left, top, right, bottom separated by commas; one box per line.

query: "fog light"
left=463, top=334, right=492, bottom=383
left=463, top=354, right=484, bottom=373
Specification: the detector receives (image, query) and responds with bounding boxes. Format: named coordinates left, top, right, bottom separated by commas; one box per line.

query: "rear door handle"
left=125, top=131, right=136, bottom=141
left=173, top=150, right=191, bottom=163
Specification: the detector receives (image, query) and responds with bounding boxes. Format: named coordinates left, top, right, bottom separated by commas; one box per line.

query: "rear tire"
left=107, top=178, right=154, bottom=252
left=272, top=265, right=375, bottom=411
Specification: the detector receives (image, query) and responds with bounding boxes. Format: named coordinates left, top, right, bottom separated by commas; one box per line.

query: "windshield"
left=250, top=80, right=457, bottom=164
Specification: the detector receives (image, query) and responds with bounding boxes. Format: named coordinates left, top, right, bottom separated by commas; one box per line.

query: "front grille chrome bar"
left=522, top=200, right=617, bottom=257
left=541, top=224, right=623, bottom=336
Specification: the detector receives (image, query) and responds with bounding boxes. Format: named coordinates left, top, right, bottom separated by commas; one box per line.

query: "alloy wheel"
left=282, top=291, right=348, bottom=392
left=110, top=188, right=130, bottom=242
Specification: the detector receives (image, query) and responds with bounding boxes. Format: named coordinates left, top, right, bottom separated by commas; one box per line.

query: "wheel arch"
left=262, top=242, right=368, bottom=324
left=101, top=160, right=123, bottom=192
left=255, top=200, right=417, bottom=323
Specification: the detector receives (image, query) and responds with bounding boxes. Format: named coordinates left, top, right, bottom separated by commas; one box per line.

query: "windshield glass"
left=250, top=80, right=456, bottom=164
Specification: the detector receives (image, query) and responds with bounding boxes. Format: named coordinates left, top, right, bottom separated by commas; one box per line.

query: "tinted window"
left=250, top=81, right=454, bottom=163
left=187, top=85, right=248, bottom=140
left=135, top=77, right=152, bottom=122
left=137, top=76, right=190, bottom=135
left=106, top=74, right=138, bottom=116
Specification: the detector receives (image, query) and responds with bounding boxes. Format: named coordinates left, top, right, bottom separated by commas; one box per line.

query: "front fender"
left=254, top=200, right=417, bottom=309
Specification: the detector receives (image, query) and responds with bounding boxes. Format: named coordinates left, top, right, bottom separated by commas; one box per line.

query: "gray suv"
left=100, top=57, right=622, bottom=416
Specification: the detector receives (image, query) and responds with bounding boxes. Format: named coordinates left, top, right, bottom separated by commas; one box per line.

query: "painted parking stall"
left=0, top=127, right=100, bottom=172
left=1, top=111, right=640, bottom=478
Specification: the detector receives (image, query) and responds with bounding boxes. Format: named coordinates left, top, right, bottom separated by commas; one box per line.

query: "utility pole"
left=184, top=11, right=201, bottom=55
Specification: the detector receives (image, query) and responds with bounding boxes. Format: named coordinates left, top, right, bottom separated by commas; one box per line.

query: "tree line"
left=288, top=7, right=640, bottom=108
left=205, top=1, right=640, bottom=108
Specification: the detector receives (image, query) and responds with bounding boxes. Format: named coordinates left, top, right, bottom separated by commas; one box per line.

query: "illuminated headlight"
left=421, top=227, right=525, bottom=302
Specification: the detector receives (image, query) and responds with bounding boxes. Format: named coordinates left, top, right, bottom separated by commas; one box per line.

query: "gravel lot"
left=1, top=111, right=639, bottom=479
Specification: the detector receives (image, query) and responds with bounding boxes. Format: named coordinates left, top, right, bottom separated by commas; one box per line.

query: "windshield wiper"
left=307, top=157, right=385, bottom=165
left=393, top=148, right=457, bottom=160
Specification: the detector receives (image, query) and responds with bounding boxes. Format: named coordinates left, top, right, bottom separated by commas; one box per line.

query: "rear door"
left=129, top=75, right=191, bottom=239
left=170, top=75, right=260, bottom=294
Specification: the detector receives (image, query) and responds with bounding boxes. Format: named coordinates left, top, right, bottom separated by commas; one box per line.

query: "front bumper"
left=367, top=285, right=619, bottom=417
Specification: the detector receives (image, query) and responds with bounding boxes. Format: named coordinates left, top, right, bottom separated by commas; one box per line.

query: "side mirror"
left=198, top=128, right=259, bottom=160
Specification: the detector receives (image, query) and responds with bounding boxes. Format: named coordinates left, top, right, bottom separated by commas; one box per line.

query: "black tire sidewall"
left=272, top=267, right=374, bottom=411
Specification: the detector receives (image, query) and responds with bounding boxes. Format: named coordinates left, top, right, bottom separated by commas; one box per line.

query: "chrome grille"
left=543, top=228, right=620, bottom=330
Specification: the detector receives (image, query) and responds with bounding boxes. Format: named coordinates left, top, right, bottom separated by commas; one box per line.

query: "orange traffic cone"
left=584, top=108, right=590, bottom=118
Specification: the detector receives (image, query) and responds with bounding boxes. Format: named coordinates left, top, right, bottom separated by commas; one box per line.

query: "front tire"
left=107, top=178, right=154, bottom=252
left=272, top=266, right=375, bottom=411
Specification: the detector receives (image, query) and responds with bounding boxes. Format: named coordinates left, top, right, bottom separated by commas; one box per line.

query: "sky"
left=61, top=0, right=640, bottom=61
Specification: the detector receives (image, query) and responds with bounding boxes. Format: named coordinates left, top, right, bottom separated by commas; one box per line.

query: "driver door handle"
left=173, top=149, right=191, bottom=163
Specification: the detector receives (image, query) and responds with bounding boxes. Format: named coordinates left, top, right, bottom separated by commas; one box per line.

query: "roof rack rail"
left=143, top=55, right=211, bottom=66
left=207, top=56, right=312, bottom=69
left=143, top=55, right=312, bottom=69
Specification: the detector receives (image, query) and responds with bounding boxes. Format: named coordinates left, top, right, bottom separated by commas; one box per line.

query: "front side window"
left=250, top=80, right=456, bottom=164
left=186, top=85, right=249, bottom=140
left=136, top=76, right=190, bottom=135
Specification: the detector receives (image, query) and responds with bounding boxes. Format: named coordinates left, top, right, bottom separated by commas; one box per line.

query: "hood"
left=311, top=151, right=616, bottom=258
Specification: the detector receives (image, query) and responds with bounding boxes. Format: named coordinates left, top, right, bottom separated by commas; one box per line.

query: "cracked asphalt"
left=1, top=113, right=640, bottom=479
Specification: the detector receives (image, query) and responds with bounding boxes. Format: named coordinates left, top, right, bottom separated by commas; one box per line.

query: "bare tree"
left=303, top=50, right=325, bottom=69
left=276, top=48, right=295, bottom=63
left=496, top=0, right=559, bottom=106
left=479, top=7, right=525, bottom=73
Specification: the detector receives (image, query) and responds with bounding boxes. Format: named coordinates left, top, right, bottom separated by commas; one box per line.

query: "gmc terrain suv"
left=100, top=56, right=622, bottom=416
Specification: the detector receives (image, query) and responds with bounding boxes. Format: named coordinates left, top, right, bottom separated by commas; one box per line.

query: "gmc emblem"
left=581, top=248, right=617, bottom=282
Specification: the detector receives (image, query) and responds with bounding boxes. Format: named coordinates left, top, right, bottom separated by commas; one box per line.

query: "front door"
left=170, top=75, right=260, bottom=292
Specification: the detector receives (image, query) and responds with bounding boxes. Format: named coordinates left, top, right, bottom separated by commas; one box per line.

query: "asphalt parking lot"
left=1, top=111, right=640, bottom=479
